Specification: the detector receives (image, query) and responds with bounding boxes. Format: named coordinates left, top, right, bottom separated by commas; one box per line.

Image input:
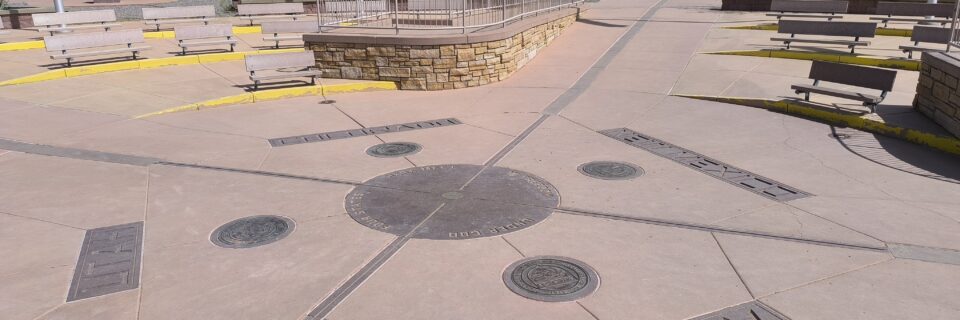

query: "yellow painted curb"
left=722, top=24, right=912, bottom=37
left=675, top=94, right=960, bottom=156
left=135, top=81, right=399, bottom=118
left=702, top=50, right=920, bottom=71
left=0, top=48, right=303, bottom=87
left=0, top=40, right=45, bottom=51
left=0, top=26, right=263, bottom=51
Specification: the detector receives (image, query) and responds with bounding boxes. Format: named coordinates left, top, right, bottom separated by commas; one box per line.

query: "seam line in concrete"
left=711, top=232, right=757, bottom=299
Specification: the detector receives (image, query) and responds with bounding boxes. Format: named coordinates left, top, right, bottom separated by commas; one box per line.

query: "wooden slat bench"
left=870, top=2, right=954, bottom=28
left=32, top=10, right=120, bottom=36
left=175, top=24, right=237, bottom=55
left=237, top=3, right=307, bottom=26
left=44, top=29, right=151, bottom=67
left=245, top=51, right=321, bottom=90
left=792, top=61, right=897, bottom=113
left=771, top=20, right=876, bottom=54
left=142, top=5, right=216, bottom=32
left=767, top=0, right=848, bottom=21
left=900, top=26, right=954, bottom=59
left=261, top=21, right=319, bottom=49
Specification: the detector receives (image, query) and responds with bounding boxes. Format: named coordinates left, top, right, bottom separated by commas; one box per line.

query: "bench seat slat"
left=250, top=69, right=322, bottom=81
left=791, top=84, right=882, bottom=103
left=899, top=45, right=944, bottom=52
left=766, top=13, right=843, bottom=19
left=145, top=18, right=210, bottom=25
left=869, top=17, right=951, bottom=23
left=39, top=23, right=121, bottom=32
left=51, top=46, right=150, bottom=59
left=263, top=35, right=304, bottom=41
left=771, top=37, right=870, bottom=46
left=179, top=39, right=238, bottom=48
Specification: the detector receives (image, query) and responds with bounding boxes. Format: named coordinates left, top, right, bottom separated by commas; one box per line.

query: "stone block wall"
left=916, top=52, right=960, bottom=138
left=306, top=12, right=577, bottom=90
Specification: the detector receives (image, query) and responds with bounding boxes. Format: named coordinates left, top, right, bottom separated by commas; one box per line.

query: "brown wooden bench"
left=44, top=29, right=150, bottom=67
left=767, top=0, right=848, bottom=21
left=142, top=6, right=216, bottom=32
left=237, top=3, right=307, bottom=26
left=772, top=20, right=876, bottom=54
left=870, top=2, right=954, bottom=28
left=32, top=10, right=120, bottom=36
left=175, top=24, right=237, bottom=55
left=245, top=51, right=322, bottom=90
left=900, top=26, right=954, bottom=59
left=792, top=61, right=897, bottom=113
left=261, top=21, right=319, bottom=49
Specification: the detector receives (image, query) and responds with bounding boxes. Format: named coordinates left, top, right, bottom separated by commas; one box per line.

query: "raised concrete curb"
left=674, top=94, right=960, bottom=156
left=0, top=26, right=263, bottom=52
left=702, top=50, right=920, bottom=71
left=0, top=48, right=303, bottom=86
left=134, top=81, right=399, bottom=118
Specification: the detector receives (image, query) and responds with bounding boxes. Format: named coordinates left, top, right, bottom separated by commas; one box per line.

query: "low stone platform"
left=305, top=8, right=579, bottom=90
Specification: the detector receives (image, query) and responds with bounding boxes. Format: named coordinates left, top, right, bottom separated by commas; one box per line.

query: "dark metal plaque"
left=211, top=215, right=295, bottom=249
left=503, top=256, right=600, bottom=302
left=268, top=118, right=461, bottom=147
left=345, top=164, right=559, bottom=240
left=366, top=142, right=422, bottom=158
left=67, top=222, right=143, bottom=302
left=690, top=301, right=789, bottom=320
left=578, top=161, right=643, bottom=180
left=600, top=128, right=811, bottom=202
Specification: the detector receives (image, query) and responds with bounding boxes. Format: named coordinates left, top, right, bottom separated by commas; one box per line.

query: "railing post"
left=949, top=0, right=960, bottom=52
left=395, top=0, right=400, bottom=34
left=462, top=0, right=467, bottom=33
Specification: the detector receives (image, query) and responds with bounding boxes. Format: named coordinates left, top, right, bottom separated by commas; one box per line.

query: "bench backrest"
left=245, top=51, right=315, bottom=72
left=778, top=20, right=877, bottom=38
left=142, top=5, right=216, bottom=20
left=44, top=29, right=144, bottom=52
left=175, top=24, right=233, bottom=40
left=32, top=10, right=117, bottom=27
left=874, top=2, right=954, bottom=18
left=911, top=25, right=955, bottom=44
left=261, top=20, right=320, bottom=34
left=237, top=3, right=305, bottom=16
left=809, top=61, right=896, bottom=91
left=770, top=0, right=848, bottom=14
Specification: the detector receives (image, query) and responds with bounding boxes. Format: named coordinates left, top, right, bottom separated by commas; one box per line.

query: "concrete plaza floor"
left=2, top=0, right=960, bottom=319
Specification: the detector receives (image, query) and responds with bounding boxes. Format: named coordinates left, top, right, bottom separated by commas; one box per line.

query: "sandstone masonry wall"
left=916, top=52, right=960, bottom=138
left=306, top=13, right=577, bottom=90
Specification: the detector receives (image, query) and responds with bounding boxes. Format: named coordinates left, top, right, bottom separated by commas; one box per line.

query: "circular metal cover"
left=503, top=256, right=600, bottom=302
left=578, top=161, right=643, bottom=180
left=211, top=215, right=295, bottom=249
left=345, top=164, right=560, bottom=240
left=366, top=142, right=422, bottom=157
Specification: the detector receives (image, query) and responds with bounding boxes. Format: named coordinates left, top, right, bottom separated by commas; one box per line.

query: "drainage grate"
left=211, top=215, right=295, bottom=249
left=578, top=161, right=643, bottom=180
left=690, top=301, right=789, bottom=320
left=366, top=142, right=422, bottom=158
left=828, top=133, right=852, bottom=140
left=67, top=222, right=144, bottom=302
left=600, top=128, right=811, bottom=202
left=268, top=118, right=462, bottom=147
left=503, top=256, right=599, bottom=302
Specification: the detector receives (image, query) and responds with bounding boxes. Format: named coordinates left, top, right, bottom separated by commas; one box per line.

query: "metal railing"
left=314, top=0, right=583, bottom=34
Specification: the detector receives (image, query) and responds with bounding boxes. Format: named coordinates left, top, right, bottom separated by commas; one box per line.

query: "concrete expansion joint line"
left=711, top=232, right=756, bottom=299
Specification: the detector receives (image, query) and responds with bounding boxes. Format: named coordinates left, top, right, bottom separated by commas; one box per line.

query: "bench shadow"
left=39, top=56, right=144, bottom=69
left=233, top=80, right=317, bottom=92
left=170, top=48, right=236, bottom=56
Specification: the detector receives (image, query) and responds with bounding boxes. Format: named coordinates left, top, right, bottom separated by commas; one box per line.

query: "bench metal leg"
left=311, top=76, right=316, bottom=86
left=804, top=92, right=810, bottom=101
left=65, top=58, right=72, bottom=68
left=253, top=80, right=260, bottom=91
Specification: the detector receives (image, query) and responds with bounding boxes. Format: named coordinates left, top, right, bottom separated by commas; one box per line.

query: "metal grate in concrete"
left=67, top=222, right=144, bottom=302
left=690, top=301, right=789, bottom=320
left=268, top=118, right=462, bottom=147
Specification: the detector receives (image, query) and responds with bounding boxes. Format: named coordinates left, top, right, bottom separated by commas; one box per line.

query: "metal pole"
left=924, top=0, right=937, bottom=24
left=462, top=0, right=466, bottom=33
left=317, top=0, right=323, bottom=33
left=394, top=0, right=400, bottom=34
left=54, top=0, right=64, bottom=13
